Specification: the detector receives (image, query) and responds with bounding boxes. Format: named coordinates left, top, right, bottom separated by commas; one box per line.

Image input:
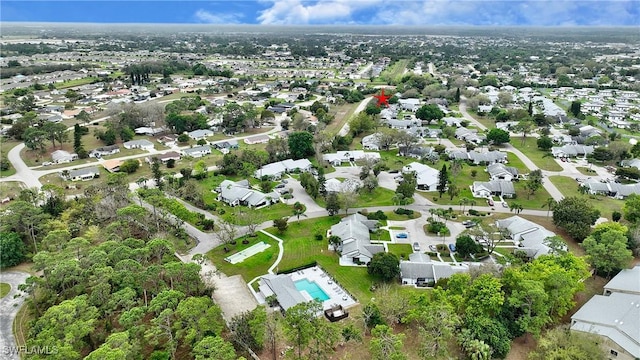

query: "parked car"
left=429, top=245, right=437, bottom=252
left=487, top=199, right=494, bottom=206
left=42, top=161, right=52, bottom=166
left=448, top=243, right=456, bottom=252
left=275, top=184, right=285, bottom=189
left=281, top=179, right=288, bottom=184
left=412, top=242, right=420, bottom=251
left=396, top=233, right=408, bottom=239
left=502, top=202, right=509, bottom=208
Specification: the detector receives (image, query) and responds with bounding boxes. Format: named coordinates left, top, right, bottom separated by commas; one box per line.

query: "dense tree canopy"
left=368, top=252, right=400, bottom=281
left=552, top=197, right=600, bottom=241
left=288, top=131, right=315, bottom=159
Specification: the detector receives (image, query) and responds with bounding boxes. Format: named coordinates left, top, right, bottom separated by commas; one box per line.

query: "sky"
left=1, top=1, right=638, bottom=26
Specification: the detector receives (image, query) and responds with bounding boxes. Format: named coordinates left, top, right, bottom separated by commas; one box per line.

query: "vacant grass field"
left=0, top=181, right=22, bottom=203
left=315, top=186, right=398, bottom=209
left=325, top=102, right=360, bottom=136
left=548, top=175, right=622, bottom=220
left=508, top=137, right=563, bottom=171
left=207, top=233, right=279, bottom=283
left=376, top=59, right=410, bottom=83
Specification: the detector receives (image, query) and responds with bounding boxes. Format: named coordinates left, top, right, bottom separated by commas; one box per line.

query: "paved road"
left=0, top=271, right=30, bottom=360
left=337, top=96, right=373, bottom=137
left=1, top=143, right=42, bottom=189
left=460, top=97, right=566, bottom=201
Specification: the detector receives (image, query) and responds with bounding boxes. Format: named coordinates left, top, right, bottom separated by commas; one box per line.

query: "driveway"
left=0, top=271, right=30, bottom=360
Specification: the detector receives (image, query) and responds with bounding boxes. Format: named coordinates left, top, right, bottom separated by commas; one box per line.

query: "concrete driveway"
left=0, top=271, right=30, bottom=360
left=386, top=212, right=467, bottom=251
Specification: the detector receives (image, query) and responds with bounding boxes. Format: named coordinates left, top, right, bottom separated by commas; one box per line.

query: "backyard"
left=548, top=175, right=622, bottom=220
left=207, top=232, right=279, bottom=283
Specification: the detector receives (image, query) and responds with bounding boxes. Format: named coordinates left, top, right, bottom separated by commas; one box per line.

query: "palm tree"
left=136, top=177, right=148, bottom=190
left=60, top=169, right=70, bottom=185
left=459, top=197, right=471, bottom=213
left=391, top=193, right=405, bottom=206
left=542, top=197, right=557, bottom=217
left=468, top=199, right=477, bottom=210
left=292, top=201, right=307, bottom=223
left=510, top=202, right=523, bottom=214
left=447, top=183, right=460, bottom=200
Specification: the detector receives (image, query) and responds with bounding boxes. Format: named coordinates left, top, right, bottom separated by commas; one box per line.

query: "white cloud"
left=258, top=0, right=383, bottom=24
left=194, top=9, right=243, bottom=24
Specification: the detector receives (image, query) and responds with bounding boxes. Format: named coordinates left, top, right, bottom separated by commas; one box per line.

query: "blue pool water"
left=294, top=279, right=330, bottom=301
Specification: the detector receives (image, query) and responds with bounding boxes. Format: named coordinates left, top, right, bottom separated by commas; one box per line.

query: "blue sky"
left=1, top=1, right=638, bottom=26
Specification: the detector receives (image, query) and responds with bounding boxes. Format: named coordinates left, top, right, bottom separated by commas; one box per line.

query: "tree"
left=437, top=164, right=448, bottom=198
left=291, top=202, right=307, bottom=222
left=456, top=235, right=481, bottom=259
left=174, top=296, right=224, bottom=345
left=151, top=158, right=163, bottom=190
left=119, top=159, right=140, bottom=174
left=369, top=325, right=406, bottom=360
left=542, top=197, right=557, bottom=218
left=193, top=336, right=237, bottom=360
left=42, top=122, right=69, bottom=149
left=395, top=172, right=416, bottom=200
left=553, top=197, right=600, bottom=242
left=583, top=223, right=633, bottom=277
left=396, top=131, right=419, bottom=156
left=273, top=217, right=288, bottom=233
left=325, top=192, right=340, bottom=216
left=349, top=112, right=376, bottom=136
left=569, top=100, right=582, bottom=118
left=0, top=232, right=26, bottom=268
left=288, top=131, right=315, bottom=159
left=515, top=120, right=536, bottom=145
left=416, top=104, right=444, bottom=124
left=536, top=136, right=554, bottom=151
left=367, top=252, right=400, bottom=281
left=283, top=301, right=322, bottom=360
left=23, top=127, right=48, bottom=153
left=338, top=189, right=358, bottom=215
left=405, top=292, right=460, bottom=359
left=486, top=128, right=510, bottom=145
left=529, top=327, right=606, bottom=360
left=622, top=193, right=640, bottom=223
left=525, top=169, right=544, bottom=199
left=447, top=183, right=460, bottom=201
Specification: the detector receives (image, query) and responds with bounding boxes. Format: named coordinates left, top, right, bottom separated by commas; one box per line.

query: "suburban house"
left=571, top=266, right=640, bottom=360
left=182, top=145, right=212, bottom=158
left=51, top=150, right=78, bottom=164
left=322, top=151, right=381, bottom=166
left=89, top=145, right=120, bottom=158
left=62, top=167, right=100, bottom=181
left=442, top=117, right=464, bottom=127
left=123, top=139, right=154, bottom=151
left=258, top=274, right=308, bottom=311
left=214, top=140, right=239, bottom=153
left=362, top=133, right=383, bottom=150
left=255, top=158, right=312, bottom=179
left=472, top=180, right=516, bottom=198
left=187, top=129, right=214, bottom=140
left=398, top=98, right=421, bottom=112
left=551, top=144, right=594, bottom=158
left=157, top=135, right=178, bottom=147
left=580, top=180, right=640, bottom=199
left=400, top=253, right=469, bottom=287
left=486, top=163, right=519, bottom=181
left=331, top=213, right=384, bottom=266
left=134, top=126, right=166, bottom=136
left=324, top=178, right=361, bottom=194
left=147, top=151, right=181, bottom=164
left=102, top=159, right=123, bottom=173
left=455, top=128, right=485, bottom=144
left=620, top=159, right=640, bottom=170
left=449, top=150, right=507, bottom=165
left=244, top=134, right=271, bottom=145
left=496, top=216, right=560, bottom=259
left=215, top=179, right=280, bottom=208
left=402, top=162, right=439, bottom=191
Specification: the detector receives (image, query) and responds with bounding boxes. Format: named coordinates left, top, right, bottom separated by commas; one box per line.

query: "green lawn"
left=206, top=233, right=279, bottom=283
left=325, top=102, right=360, bottom=136
left=316, top=186, right=398, bottom=209
left=507, top=137, right=563, bottom=171
left=0, top=181, right=22, bottom=203
left=506, top=152, right=528, bottom=172
left=575, top=167, right=597, bottom=176
left=375, top=59, right=409, bottom=83
left=387, top=243, right=413, bottom=260
left=371, top=229, right=391, bottom=241
left=0, top=283, right=10, bottom=298
left=548, top=175, right=623, bottom=220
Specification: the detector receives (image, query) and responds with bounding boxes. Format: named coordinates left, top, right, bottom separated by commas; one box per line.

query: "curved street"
left=0, top=271, right=30, bottom=360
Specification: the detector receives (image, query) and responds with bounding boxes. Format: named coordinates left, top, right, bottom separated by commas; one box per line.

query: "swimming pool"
left=294, top=279, right=329, bottom=301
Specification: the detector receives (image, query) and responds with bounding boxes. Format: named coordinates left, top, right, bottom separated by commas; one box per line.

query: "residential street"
left=0, top=271, right=30, bottom=360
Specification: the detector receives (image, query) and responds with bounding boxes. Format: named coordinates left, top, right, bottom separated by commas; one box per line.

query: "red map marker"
left=373, top=88, right=391, bottom=107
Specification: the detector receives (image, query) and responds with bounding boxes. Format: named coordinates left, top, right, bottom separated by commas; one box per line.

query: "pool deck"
left=285, top=266, right=357, bottom=310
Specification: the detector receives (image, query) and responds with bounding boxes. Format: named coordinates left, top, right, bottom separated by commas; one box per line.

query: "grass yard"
left=371, top=228, right=391, bottom=241
left=315, top=187, right=398, bottom=209
left=387, top=243, right=414, bottom=260
left=507, top=137, right=563, bottom=171
left=0, top=181, right=23, bottom=202
left=378, top=149, right=417, bottom=172
left=325, top=102, right=360, bottom=136
left=548, top=175, right=623, bottom=220
left=376, top=59, right=410, bottom=83
left=207, top=233, right=279, bottom=283
left=54, top=77, right=100, bottom=89
left=575, top=166, right=597, bottom=176
left=506, top=152, right=528, bottom=172
left=384, top=211, right=421, bottom=221
left=0, top=283, right=10, bottom=298
left=265, top=216, right=379, bottom=301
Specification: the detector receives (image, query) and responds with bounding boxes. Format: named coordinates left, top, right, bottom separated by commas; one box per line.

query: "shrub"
left=394, top=208, right=414, bottom=216
left=218, top=208, right=226, bottom=215
left=366, top=210, right=387, bottom=221
left=427, top=221, right=449, bottom=235
left=468, top=209, right=480, bottom=216
left=314, top=233, right=323, bottom=241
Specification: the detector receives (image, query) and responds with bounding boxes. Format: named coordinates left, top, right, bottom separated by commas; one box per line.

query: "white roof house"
left=182, top=145, right=211, bottom=158
left=495, top=216, right=560, bottom=259
left=258, top=274, right=308, bottom=311
left=331, top=213, right=383, bottom=265
left=123, top=139, right=154, bottom=151
left=63, top=167, right=100, bottom=181
left=571, top=266, right=640, bottom=360
left=255, top=159, right=312, bottom=179
left=51, top=150, right=78, bottom=164
left=551, top=144, right=594, bottom=158
left=187, top=129, right=214, bottom=140
left=472, top=180, right=516, bottom=199
left=215, top=179, right=280, bottom=208
left=322, top=151, right=381, bottom=166
left=486, top=163, right=518, bottom=181
left=402, top=162, right=439, bottom=191
left=400, top=252, right=469, bottom=287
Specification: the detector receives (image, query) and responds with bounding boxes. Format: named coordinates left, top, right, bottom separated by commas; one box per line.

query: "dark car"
left=448, top=243, right=456, bottom=252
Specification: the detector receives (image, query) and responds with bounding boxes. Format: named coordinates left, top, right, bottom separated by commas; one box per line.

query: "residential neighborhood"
left=0, top=22, right=638, bottom=360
